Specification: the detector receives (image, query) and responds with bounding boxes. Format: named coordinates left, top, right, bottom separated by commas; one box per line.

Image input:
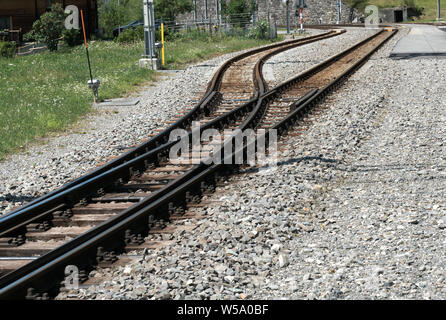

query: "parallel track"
left=0, top=28, right=396, bottom=299
left=1, top=31, right=340, bottom=221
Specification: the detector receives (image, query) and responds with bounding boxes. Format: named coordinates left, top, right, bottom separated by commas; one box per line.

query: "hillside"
left=345, top=0, right=445, bottom=21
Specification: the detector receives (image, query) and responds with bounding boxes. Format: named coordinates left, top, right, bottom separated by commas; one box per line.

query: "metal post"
left=267, top=0, right=270, bottom=28
left=337, top=0, right=341, bottom=24
left=148, top=0, right=155, bottom=57
left=209, top=15, right=212, bottom=36
left=194, top=0, right=197, bottom=22
left=215, top=0, right=221, bottom=26
left=161, top=23, right=165, bottom=66
left=286, top=0, right=290, bottom=34
left=253, top=0, right=257, bottom=26
left=143, top=0, right=150, bottom=57
left=299, top=7, right=303, bottom=33
left=205, top=0, right=208, bottom=21
left=142, top=0, right=159, bottom=70
left=438, top=0, right=442, bottom=20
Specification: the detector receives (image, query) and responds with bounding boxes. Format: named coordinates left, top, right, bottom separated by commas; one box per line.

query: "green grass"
left=163, top=34, right=282, bottom=69
left=345, top=0, right=446, bottom=21
left=0, top=35, right=281, bottom=159
left=0, top=41, right=153, bottom=158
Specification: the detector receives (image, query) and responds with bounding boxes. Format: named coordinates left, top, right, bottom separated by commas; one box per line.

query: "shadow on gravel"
left=240, top=156, right=339, bottom=175
left=0, top=194, right=37, bottom=204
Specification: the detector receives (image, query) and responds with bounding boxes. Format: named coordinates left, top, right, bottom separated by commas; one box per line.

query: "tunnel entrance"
left=394, top=10, right=403, bottom=22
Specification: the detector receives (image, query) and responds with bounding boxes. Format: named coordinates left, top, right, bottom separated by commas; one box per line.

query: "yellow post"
left=161, top=23, right=165, bottom=66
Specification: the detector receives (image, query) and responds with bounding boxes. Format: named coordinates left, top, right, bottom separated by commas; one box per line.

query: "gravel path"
left=56, top=27, right=446, bottom=300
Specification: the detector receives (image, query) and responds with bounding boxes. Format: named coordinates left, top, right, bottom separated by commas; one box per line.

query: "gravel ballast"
left=6, top=27, right=444, bottom=300
left=0, top=29, right=367, bottom=216
left=59, top=27, right=446, bottom=300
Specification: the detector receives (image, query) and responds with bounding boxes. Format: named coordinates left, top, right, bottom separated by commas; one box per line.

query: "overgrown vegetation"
left=0, top=41, right=153, bottom=158
left=63, top=29, right=82, bottom=47
left=0, top=41, right=16, bottom=58
left=345, top=0, right=443, bottom=21
left=154, top=0, right=193, bottom=22
left=221, top=0, right=255, bottom=28
left=98, top=0, right=194, bottom=38
left=98, top=0, right=143, bottom=38
left=24, top=3, right=66, bottom=51
left=247, top=19, right=270, bottom=39
left=115, top=26, right=144, bottom=43
left=163, top=33, right=280, bottom=69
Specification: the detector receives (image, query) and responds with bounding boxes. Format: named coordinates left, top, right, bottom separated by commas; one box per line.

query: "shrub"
left=222, top=0, right=255, bottom=28
left=248, top=19, right=269, bottom=39
left=0, top=41, right=16, bottom=58
left=404, top=0, right=424, bottom=18
left=98, top=0, right=143, bottom=39
left=63, top=28, right=82, bottom=47
left=115, top=26, right=144, bottom=43
left=24, top=3, right=66, bottom=51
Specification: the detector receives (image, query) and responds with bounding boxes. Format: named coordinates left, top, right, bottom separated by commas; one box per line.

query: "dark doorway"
left=394, top=10, right=403, bottom=22
left=0, top=16, right=11, bottom=30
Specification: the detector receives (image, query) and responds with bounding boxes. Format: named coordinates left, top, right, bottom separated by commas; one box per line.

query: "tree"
left=98, top=0, right=143, bottom=38
left=221, top=0, right=255, bottom=27
left=154, top=0, right=193, bottom=22
left=25, top=3, right=66, bottom=51
left=346, top=0, right=368, bottom=22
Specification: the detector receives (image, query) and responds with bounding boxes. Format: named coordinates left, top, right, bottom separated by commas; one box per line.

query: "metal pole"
left=253, top=0, right=257, bottom=26
left=148, top=0, right=155, bottom=58
left=338, top=0, right=342, bottom=24
left=161, top=23, right=165, bottom=66
left=194, top=0, right=197, bottom=22
left=81, top=10, right=93, bottom=82
left=299, top=7, right=303, bottom=33
left=205, top=0, right=208, bottom=21
left=143, top=0, right=156, bottom=59
left=209, top=15, right=212, bottom=36
left=215, top=0, right=221, bottom=26
left=438, top=0, right=441, bottom=20
left=267, top=0, right=270, bottom=28
left=143, top=0, right=150, bottom=57
left=286, top=0, right=290, bottom=34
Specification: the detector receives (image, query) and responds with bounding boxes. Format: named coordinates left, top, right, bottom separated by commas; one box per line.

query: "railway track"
left=1, top=31, right=340, bottom=221
left=0, top=28, right=396, bottom=299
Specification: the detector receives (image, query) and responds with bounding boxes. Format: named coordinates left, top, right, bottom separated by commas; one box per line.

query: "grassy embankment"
left=0, top=35, right=281, bottom=159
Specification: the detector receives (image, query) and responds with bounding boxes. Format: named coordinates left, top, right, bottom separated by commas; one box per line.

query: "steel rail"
left=2, top=31, right=338, bottom=220
left=0, top=32, right=342, bottom=239
left=0, top=28, right=396, bottom=299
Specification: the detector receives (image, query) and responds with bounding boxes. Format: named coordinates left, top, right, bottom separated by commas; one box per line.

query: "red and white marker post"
left=299, top=7, right=304, bottom=33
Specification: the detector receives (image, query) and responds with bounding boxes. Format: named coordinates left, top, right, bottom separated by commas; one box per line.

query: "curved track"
left=0, top=28, right=397, bottom=299
left=0, top=31, right=347, bottom=299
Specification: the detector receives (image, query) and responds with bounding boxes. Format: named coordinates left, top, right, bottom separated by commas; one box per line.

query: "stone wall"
left=177, top=0, right=361, bottom=26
